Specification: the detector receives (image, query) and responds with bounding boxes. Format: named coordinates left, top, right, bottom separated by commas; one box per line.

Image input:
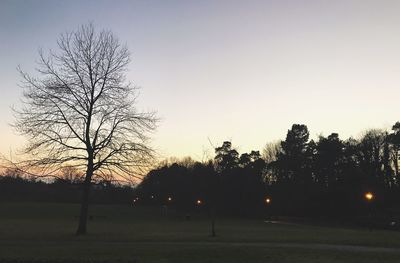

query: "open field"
left=1, top=203, right=400, bottom=262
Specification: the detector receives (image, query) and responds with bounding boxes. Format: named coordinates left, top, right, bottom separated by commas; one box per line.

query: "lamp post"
left=188, top=199, right=203, bottom=221
left=365, top=192, right=374, bottom=231
left=265, top=197, right=272, bottom=221
left=163, top=196, right=173, bottom=217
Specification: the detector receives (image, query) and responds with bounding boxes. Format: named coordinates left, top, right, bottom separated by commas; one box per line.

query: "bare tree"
left=262, top=141, right=281, bottom=164
left=14, top=24, right=157, bottom=235
left=59, top=166, right=83, bottom=184
left=262, top=141, right=282, bottom=184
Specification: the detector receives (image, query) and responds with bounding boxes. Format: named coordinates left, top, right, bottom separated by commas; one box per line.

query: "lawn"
left=0, top=202, right=400, bottom=262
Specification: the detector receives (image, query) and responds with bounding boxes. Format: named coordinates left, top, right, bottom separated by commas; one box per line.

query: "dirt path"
left=132, top=241, right=400, bottom=253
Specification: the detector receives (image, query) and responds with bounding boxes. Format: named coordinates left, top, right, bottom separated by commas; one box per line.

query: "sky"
left=1, top=0, right=400, bottom=160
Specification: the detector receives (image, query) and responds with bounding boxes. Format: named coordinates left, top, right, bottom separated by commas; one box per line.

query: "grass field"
left=1, top=202, right=400, bottom=262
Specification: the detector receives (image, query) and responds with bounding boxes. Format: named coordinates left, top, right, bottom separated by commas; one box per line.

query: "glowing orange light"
left=196, top=199, right=202, bottom=205
left=265, top=198, right=271, bottom=204
left=365, top=192, right=374, bottom=201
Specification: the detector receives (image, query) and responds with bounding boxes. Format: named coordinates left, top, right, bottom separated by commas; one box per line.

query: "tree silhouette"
left=358, top=129, right=387, bottom=188
left=14, top=24, right=156, bottom=235
left=314, top=133, right=344, bottom=187
left=277, top=124, right=310, bottom=184
left=388, top=122, right=400, bottom=184
left=262, top=141, right=281, bottom=164
left=133, top=122, right=400, bottom=220
left=214, top=141, right=239, bottom=172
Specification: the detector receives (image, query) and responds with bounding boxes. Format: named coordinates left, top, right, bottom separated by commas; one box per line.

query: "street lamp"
left=365, top=192, right=374, bottom=201
left=364, top=191, right=374, bottom=231
left=265, top=196, right=272, bottom=221
left=196, top=199, right=203, bottom=205
left=163, top=196, right=173, bottom=217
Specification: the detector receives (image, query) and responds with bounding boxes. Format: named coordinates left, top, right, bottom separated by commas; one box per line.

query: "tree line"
left=0, top=168, right=134, bottom=204
left=135, top=123, right=400, bottom=218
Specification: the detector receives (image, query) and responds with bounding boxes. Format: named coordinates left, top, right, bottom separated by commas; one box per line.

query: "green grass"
left=0, top=202, right=400, bottom=262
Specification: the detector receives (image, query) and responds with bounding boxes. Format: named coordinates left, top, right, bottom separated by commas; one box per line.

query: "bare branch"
left=13, top=24, right=157, bottom=183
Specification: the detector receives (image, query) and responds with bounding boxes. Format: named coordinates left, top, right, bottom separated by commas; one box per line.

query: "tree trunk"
left=76, top=163, right=93, bottom=235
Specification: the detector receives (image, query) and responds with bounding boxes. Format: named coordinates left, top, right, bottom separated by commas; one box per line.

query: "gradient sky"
left=1, top=0, right=400, bottom=160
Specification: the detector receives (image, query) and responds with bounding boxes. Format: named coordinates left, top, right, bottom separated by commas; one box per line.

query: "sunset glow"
left=1, top=1, right=400, bottom=161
